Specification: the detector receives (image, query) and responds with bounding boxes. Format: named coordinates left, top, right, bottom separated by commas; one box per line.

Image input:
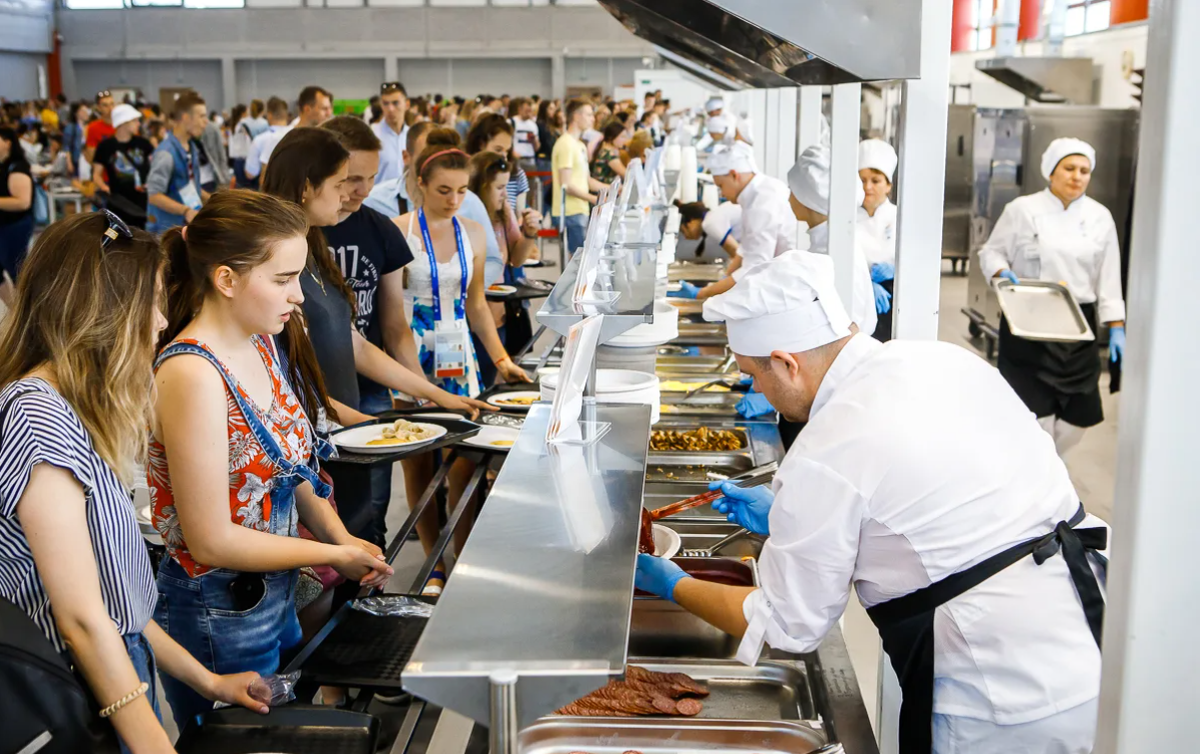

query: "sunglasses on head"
left=100, top=210, right=132, bottom=252
left=490, top=158, right=510, bottom=174
left=96, top=90, right=112, bottom=101
left=380, top=83, right=405, bottom=94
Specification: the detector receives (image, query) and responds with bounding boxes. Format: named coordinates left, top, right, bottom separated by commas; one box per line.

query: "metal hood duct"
left=975, top=57, right=1095, bottom=104
left=598, top=0, right=922, bottom=88
left=654, top=46, right=746, bottom=90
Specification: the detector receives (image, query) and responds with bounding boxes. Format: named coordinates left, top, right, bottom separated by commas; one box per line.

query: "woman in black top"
left=0, top=126, right=34, bottom=307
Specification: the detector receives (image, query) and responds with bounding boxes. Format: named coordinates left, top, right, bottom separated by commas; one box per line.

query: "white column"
left=551, top=54, right=565, bottom=99
left=797, top=86, right=824, bottom=152
left=776, top=87, right=799, bottom=177
left=828, top=83, right=861, bottom=310
left=220, top=56, right=236, bottom=113
left=763, top=88, right=781, bottom=180
left=1096, top=0, right=1200, bottom=750
left=892, top=0, right=952, bottom=342
left=385, top=56, right=398, bottom=84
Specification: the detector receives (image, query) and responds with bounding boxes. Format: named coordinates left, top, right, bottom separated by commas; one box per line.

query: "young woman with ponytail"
left=149, top=189, right=394, bottom=729
left=0, top=212, right=268, bottom=754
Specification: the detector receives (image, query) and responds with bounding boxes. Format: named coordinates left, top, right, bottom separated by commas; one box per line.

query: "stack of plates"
left=540, top=369, right=661, bottom=423
left=605, top=300, right=680, bottom=348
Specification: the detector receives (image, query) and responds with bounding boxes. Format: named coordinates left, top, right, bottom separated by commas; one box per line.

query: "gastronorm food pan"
left=645, top=454, right=755, bottom=482
left=623, top=659, right=817, bottom=721
left=519, top=717, right=826, bottom=754
left=995, top=280, right=1096, bottom=342
left=650, top=427, right=748, bottom=453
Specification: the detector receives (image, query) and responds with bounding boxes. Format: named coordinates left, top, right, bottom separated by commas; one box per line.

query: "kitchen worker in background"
left=857, top=138, right=899, bottom=341
left=636, top=251, right=1108, bottom=754
left=977, top=137, right=1125, bottom=457
left=674, top=199, right=741, bottom=263
left=696, top=114, right=734, bottom=154
left=670, top=142, right=792, bottom=301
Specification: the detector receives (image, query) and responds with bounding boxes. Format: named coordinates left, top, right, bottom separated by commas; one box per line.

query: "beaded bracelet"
left=99, top=681, right=149, bottom=719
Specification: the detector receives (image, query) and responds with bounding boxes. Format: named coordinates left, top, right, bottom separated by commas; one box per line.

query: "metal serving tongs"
left=648, top=461, right=778, bottom=521
left=679, top=376, right=736, bottom=402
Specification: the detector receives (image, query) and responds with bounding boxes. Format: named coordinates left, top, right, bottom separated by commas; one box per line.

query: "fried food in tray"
left=555, top=666, right=708, bottom=718
left=649, top=427, right=744, bottom=452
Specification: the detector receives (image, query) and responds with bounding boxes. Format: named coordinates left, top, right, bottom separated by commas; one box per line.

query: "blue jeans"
left=345, top=388, right=395, bottom=548
left=154, top=558, right=302, bottom=731
left=118, top=633, right=160, bottom=754
left=563, top=213, right=588, bottom=258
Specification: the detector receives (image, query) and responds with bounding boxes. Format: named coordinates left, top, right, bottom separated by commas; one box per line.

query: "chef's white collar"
left=1041, top=187, right=1087, bottom=211
left=735, top=173, right=766, bottom=205
left=809, top=333, right=884, bottom=419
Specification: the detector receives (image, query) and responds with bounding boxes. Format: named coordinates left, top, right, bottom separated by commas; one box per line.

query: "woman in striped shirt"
left=0, top=212, right=269, bottom=753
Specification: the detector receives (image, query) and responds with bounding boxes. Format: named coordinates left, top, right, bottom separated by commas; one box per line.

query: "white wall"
left=949, top=22, right=1148, bottom=109
left=0, top=0, right=52, bottom=98
left=0, top=52, right=45, bottom=99
left=234, top=58, right=386, bottom=103
left=74, top=59, right=223, bottom=108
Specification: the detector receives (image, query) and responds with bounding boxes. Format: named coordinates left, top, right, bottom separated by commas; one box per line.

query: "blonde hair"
left=625, top=129, right=654, bottom=164
left=0, top=213, right=165, bottom=485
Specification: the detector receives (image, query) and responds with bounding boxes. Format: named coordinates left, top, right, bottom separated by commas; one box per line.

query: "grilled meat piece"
left=639, top=508, right=656, bottom=554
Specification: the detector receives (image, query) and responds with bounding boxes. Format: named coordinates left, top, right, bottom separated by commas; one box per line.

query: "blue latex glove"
left=635, top=553, right=689, bottom=602
left=1109, top=325, right=1125, bottom=362
left=870, top=262, right=894, bottom=284
left=709, top=481, right=773, bottom=536
left=738, top=375, right=754, bottom=388
left=998, top=269, right=1020, bottom=285
left=736, top=392, right=775, bottom=418
left=681, top=346, right=700, bottom=356
left=873, top=281, right=892, bottom=314
left=668, top=281, right=700, bottom=299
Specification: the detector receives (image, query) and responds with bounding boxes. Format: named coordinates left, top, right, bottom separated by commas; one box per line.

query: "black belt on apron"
left=865, top=504, right=1107, bottom=753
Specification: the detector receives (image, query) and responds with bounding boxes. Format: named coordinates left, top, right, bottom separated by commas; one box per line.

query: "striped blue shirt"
left=507, top=165, right=530, bottom=212
left=0, top=378, right=156, bottom=652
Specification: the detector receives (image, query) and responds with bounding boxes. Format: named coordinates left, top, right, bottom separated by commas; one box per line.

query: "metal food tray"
left=649, top=427, right=749, bottom=453
left=645, top=454, right=754, bottom=482
left=175, top=706, right=380, bottom=754
left=625, top=659, right=817, bottom=721
left=995, top=280, right=1096, bottom=342
left=324, top=411, right=481, bottom=467
left=519, top=717, right=826, bottom=754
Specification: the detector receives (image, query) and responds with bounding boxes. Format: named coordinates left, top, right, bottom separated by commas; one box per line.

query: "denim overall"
left=151, top=340, right=333, bottom=730
left=146, top=132, right=201, bottom=235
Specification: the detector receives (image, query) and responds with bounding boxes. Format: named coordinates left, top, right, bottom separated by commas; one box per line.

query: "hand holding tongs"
left=648, top=462, right=777, bottom=520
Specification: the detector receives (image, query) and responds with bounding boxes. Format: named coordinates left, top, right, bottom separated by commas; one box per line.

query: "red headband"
left=420, top=148, right=467, bottom=175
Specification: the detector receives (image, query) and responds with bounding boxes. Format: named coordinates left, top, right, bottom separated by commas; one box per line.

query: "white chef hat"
left=1041, top=137, right=1096, bottom=181
left=786, top=145, right=865, bottom=216
left=735, top=116, right=755, bottom=146
left=708, top=142, right=757, bottom=177
left=858, top=138, right=898, bottom=182
left=111, top=104, right=142, bottom=129
left=705, top=97, right=726, bottom=114
left=706, top=114, right=733, bottom=136
left=703, top=250, right=852, bottom=356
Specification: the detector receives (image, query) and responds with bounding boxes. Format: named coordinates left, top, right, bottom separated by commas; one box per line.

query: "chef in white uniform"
left=635, top=251, right=1109, bottom=754
left=977, top=138, right=1126, bottom=456
left=786, top=144, right=877, bottom=337
left=673, top=142, right=794, bottom=300
left=675, top=199, right=742, bottom=264
left=857, top=138, right=900, bottom=341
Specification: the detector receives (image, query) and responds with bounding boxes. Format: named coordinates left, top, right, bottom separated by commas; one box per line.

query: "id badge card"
left=178, top=182, right=203, bottom=211
left=433, top=320, right=469, bottom=379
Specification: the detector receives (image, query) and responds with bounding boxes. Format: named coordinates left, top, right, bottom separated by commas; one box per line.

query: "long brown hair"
left=261, top=127, right=354, bottom=307
left=159, top=190, right=336, bottom=422
left=0, top=213, right=165, bottom=484
left=468, top=151, right=510, bottom=225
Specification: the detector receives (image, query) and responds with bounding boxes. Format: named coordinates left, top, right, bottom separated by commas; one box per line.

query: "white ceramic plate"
left=332, top=422, right=447, bottom=454
left=652, top=524, right=682, bottom=559
left=487, top=284, right=517, bottom=296
left=410, top=412, right=469, bottom=422
left=487, top=391, right=542, bottom=410
left=461, top=426, right=520, bottom=451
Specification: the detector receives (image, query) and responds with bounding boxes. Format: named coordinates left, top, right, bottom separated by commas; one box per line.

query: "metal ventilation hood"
left=598, top=0, right=922, bottom=88
left=654, top=46, right=746, bottom=91
left=975, top=57, right=1095, bottom=104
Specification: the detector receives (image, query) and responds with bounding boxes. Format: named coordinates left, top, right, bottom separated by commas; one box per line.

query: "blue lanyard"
left=418, top=209, right=469, bottom=323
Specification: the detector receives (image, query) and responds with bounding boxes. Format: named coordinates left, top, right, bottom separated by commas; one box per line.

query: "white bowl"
left=605, top=301, right=680, bottom=348
left=652, top=523, right=682, bottom=559
left=540, top=368, right=661, bottom=423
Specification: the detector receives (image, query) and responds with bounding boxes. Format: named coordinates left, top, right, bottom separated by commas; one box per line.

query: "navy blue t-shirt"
left=322, top=206, right=414, bottom=399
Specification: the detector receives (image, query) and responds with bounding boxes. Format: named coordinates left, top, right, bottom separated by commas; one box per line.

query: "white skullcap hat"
left=706, top=114, right=733, bottom=136
left=1041, top=137, right=1096, bottom=181
left=786, top=145, right=864, bottom=216
left=705, top=97, right=726, bottom=114
left=111, top=104, right=142, bottom=129
left=858, top=138, right=898, bottom=182
left=702, top=250, right=852, bottom=357
left=708, top=142, right=757, bottom=177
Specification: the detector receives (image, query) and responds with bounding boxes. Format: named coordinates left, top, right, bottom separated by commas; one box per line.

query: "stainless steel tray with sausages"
left=519, top=717, right=828, bottom=754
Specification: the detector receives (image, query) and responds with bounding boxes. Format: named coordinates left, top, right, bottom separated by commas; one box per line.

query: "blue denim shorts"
left=118, top=632, right=160, bottom=754
left=154, top=557, right=302, bottom=731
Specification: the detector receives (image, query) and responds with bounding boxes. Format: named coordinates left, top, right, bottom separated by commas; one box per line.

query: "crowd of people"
left=0, top=81, right=690, bottom=752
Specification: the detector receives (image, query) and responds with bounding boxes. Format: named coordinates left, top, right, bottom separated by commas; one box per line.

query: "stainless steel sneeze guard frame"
left=403, top=403, right=654, bottom=730
left=535, top=233, right=659, bottom=343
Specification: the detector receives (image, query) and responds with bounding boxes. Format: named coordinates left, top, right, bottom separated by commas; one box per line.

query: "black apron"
left=872, top=278, right=894, bottom=343
left=865, top=504, right=1107, bottom=753
left=997, top=302, right=1104, bottom=427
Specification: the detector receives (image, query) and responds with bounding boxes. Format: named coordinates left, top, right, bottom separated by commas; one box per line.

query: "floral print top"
left=591, top=144, right=621, bottom=184
left=148, top=336, right=315, bottom=577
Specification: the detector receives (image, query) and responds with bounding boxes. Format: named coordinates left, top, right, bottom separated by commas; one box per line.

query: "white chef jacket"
left=977, top=189, right=1125, bottom=323
left=739, top=334, right=1107, bottom=726
left=856, top=198, right=897, bottom=267
left=701, top=202, right=742, bottom=248
left=732, top=174, right=795, bottom=279
left=805, top=222, right=877, bottom=337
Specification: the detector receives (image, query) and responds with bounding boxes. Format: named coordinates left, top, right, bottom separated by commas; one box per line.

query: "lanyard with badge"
left=175, top=134, right=203, bottom=211
left=419, top=209, right=470, bottom=378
